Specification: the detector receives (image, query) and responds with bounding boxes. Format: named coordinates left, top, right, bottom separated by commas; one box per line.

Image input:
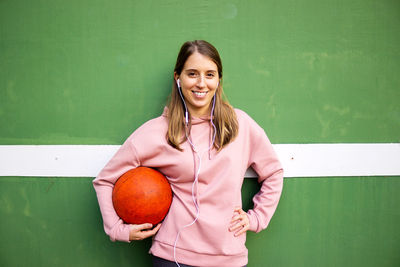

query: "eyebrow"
left=184, top=69, right=217, bottom=73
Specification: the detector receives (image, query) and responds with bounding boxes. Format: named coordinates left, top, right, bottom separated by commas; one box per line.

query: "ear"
left=174, top=72, right=179, bottom=84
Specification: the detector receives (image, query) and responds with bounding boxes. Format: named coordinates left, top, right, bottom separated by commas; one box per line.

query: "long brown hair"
left=166, top=40, right=238, bottom=151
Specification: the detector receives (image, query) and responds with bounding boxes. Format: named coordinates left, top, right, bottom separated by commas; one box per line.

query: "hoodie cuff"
left=110, top=222, right=132, bottom=243
left=247, top=210, right=260, bottom=233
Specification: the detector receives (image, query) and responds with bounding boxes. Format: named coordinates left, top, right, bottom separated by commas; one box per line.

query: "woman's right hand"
left=129, top=223, right=161, bottom=241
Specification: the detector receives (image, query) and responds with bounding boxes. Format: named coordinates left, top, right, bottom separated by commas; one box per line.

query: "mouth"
left=192, top=90, right=208, bottom=98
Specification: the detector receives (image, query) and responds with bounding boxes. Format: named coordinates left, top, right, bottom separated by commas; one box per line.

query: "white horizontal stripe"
left=273, top=143, right=400, bottom=177
left=0, top=144, right=399, bottom=177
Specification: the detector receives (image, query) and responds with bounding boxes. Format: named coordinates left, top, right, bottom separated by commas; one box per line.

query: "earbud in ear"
left=177, top=79, right=181, bottom=88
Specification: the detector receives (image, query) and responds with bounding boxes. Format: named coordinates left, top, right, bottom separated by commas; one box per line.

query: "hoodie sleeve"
left=92, top=134, right=141, bottom=242
left=245, top=115, right=284, bottom=233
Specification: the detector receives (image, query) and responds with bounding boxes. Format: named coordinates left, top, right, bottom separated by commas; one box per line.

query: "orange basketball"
left=112, top=167, right=172, bottom=225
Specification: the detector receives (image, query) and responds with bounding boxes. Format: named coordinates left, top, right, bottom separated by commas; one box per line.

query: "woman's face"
left=175, top=52, right=220, bottom=117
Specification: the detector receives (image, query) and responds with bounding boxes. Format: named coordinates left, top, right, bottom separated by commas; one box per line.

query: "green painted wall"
left=0, top=0, right=399, bottom=266
left=1, top=0, right=399, bottom=144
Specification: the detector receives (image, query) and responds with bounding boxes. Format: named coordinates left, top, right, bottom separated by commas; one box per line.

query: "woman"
left=93, top=40, right=284, bottom=267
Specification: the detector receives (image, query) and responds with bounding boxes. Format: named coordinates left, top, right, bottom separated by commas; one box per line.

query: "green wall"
left=1, top=0, right=399, bottom=266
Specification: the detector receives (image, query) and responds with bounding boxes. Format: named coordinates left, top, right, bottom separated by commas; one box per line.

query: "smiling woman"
left=92, top=40, right=284, bottom=267
left=174, top=52, right=219, bottom=117
left=167, top=40, right=239, bottom=152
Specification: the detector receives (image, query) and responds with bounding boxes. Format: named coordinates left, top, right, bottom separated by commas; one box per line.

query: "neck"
left=188, top=100, right=215, bottom=118
left=189, top=107, right=211, bottom=118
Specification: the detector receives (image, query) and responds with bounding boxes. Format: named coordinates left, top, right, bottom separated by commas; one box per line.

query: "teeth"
left=193, top=91, right=207, bottom=97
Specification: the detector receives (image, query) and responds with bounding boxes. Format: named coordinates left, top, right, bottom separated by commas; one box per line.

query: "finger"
left=230, top=213, right=248, bottom=225
left=231, top=207, right=241, bottom=215
left=230, top=210, right=245, bottom=222
left=234, top=225, right=249, bottom=237
left=229, top=215, right=243, bottom=226
left=229, top=216, right=248, bottom=230
left=231, top=207, right=245, bottom=221
left=230, top=214, right=246, bottom=227
left=151, top=223, right=162, bottom=233
left=140, top=224, right=161, bottom=239
left=136, top=223, right=153, bottom=231
left=230, top=215, right=241, bottom=224
left=229, top=222, right=243, bottom=232
left=233, top=207, right=245, bottom=214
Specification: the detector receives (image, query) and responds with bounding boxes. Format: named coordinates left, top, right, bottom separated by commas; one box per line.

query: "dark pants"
left=152, top=256, right=193, bottom=267
left=152, top=255, right=247, bottom=267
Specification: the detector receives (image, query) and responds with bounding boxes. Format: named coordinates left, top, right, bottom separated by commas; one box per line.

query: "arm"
left=246, top=120, right=284, bottom=233
left=93, top=135, right=154, bottom=242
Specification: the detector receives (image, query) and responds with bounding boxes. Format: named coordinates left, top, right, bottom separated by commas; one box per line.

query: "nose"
left=196, top=75, right=206, bottom=88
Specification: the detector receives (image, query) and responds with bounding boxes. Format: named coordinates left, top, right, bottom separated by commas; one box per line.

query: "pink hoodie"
left=93, top=108, right=283, bottom=267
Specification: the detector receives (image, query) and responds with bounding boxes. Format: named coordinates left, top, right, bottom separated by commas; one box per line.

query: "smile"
left=192, top=91, right=208, bottom=97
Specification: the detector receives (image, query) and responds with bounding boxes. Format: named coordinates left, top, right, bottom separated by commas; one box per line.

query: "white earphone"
left=176, top=79, right=189, bottom=124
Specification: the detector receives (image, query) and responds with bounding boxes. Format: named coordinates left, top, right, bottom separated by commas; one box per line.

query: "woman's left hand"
left=229, top=207, right=250, bottom=237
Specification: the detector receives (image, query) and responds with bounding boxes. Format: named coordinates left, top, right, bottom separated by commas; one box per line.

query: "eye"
left=188, top=72, right=197, bottom=77
left=206, top=73, right=215, bottom=78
